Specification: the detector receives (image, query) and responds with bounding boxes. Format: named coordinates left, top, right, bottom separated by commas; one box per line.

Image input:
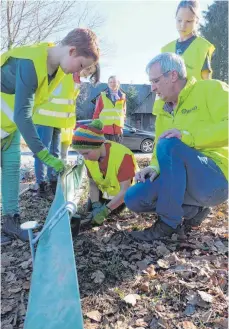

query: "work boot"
left=50, top=180, right=58, bottom=195
left=1, top=233, right=12, bottom=246
left=38, top=181, right=54, bottom=201
left=2, top=214, right=29, bottom=242
left=183, top=207, right=211, bottom=233
left=130, top=217, right=181, bottom=242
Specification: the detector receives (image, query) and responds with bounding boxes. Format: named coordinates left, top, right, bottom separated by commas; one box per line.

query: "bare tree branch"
left=1, top=0, right=105, bottom=51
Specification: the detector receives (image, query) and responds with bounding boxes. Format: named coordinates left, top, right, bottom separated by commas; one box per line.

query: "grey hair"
left=146, top=52, right=187, bottom=79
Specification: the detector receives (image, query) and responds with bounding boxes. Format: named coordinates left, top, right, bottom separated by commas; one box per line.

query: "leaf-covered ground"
left=1, top=157, right=228, bottom=329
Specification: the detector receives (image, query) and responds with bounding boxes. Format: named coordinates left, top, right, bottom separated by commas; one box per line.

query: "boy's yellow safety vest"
left=1, top=43, right=65, bottom=139
left=99, top=92, right=125, bottom=128
left=85, top=141, right=138, bottom=196
left=33, top=75, right=80, bottom=129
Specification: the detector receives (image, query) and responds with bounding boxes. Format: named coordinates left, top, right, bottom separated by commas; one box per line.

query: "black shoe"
left=38, top=182, right=54, bottom=201
left=2, top=214, right=29, bottom=242
left=184, top=207, right=211, bottom=233
left=130, top=217, right=181, bottom=242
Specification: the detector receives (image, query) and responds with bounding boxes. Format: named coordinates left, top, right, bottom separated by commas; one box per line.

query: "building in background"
left=76, top=83, right=156, bottom=131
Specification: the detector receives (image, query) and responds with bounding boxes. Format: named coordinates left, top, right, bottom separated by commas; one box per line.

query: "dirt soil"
left=1, top=158, right=228, bottom=329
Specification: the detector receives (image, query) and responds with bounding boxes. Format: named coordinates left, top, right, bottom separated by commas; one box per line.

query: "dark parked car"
left=75, top=120, right=155, bottom=153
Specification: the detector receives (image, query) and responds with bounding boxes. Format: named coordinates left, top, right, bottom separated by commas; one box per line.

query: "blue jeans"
left=34, top=125, right=61, bottom=184
left=125, top=138, right=228, bottom=229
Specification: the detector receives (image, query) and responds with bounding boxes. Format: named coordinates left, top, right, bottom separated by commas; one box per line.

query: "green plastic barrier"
left=23, top=163, right=85, bottom=329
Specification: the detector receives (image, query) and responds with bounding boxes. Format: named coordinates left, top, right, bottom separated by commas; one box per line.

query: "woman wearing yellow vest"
left=34, top=64, right=100, bottom=200
left=1, top=28, right=100, bottom=245
left=72, top=120, right=137, bottom=225
left=93, top=76, right=126, bottom=143
left=162, top=0, right=215, bottom=80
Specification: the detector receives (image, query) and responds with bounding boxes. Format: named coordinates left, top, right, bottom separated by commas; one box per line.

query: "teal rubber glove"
left=92, top=205, right=111, bottom=225
left=36, top=149, right=65, bottom=173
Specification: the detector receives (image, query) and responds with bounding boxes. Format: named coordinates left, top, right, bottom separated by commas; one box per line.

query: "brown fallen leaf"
left=145, top=264, right=157, bottom=278
left=86, top=310, right=102, bottom=322
left=123, top=294, right=140, bottom=306
left=179, top=321, right=197, bottom=329
left=155, top=303, right=165, bottom=312
left=197, top=290, right=213, bottom=303
left=217, top=211, right=225, bottom=217
left=135, top=318, right=148, bottom=327
left=138, top=281, right=150, bottom=293
left=212, top=318, right=228, bottom=329
left=157, top=259, right=170, bottom=269
left=22, top=281, right=30, bottom=290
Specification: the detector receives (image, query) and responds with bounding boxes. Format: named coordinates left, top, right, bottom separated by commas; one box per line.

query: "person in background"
left=71, top=119, right=137, bottom=225
left=61, top=64, right=100, bottom=163
left=125, top=53, right=228, bottom=242
left=162, top=0, right=215, bottom=80
left=34, top=64, right=100, bottom=200
left=153, top=1, right=216, bottom=113
left=1, top=28, right=100, bottom=244
left=93, top=76, right=126, bottom=143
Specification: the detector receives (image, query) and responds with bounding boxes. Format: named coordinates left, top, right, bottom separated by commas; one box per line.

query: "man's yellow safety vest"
left=85, top=141, right=138, bottom=196
left=99, top=92, right=125, bottom=128
left=161, top=36, right=215, bottom=80
left=151, top=77, right=228, bottom=180
left=33, top=75, right=80, bottom=129
left=1, top=43, right=65, bottom=139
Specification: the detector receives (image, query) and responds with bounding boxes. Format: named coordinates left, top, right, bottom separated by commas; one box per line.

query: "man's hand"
left=159, top=129, right=181, bottom=140
left=92, top=205, right=111, bottom=225
left=135, top=166, right=158, bottom=183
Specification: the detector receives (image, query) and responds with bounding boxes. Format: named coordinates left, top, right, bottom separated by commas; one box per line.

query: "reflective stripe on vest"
left=37, top=109, right=75, bottom=118
left=99, top=116, right=122, bottom=120
left=32, top=74, right=78, bottom=128
left=1, top=129, right=10, bottom=139
left=101, top=109, right=123, bottom=113
left=100, top=92, right=125, bottom=128
left=48, top=98, right=75, bottom=105
left=1, top=98, right=14, bottom=122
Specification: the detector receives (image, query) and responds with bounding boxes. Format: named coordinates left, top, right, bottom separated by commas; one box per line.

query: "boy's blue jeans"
left=125, top=138, right=228, bottom=229
left=34, top=125, right=61, bottom=184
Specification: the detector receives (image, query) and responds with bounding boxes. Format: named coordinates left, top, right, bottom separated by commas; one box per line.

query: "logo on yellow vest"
left=181, top=106, right=198, bottom=115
